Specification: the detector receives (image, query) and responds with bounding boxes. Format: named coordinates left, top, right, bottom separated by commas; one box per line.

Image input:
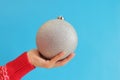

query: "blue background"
left=0, top=0, right=120, bottom=80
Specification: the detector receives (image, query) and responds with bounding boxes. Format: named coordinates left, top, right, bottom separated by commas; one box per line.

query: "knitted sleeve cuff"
left=6, top=52, right=35, bottom=80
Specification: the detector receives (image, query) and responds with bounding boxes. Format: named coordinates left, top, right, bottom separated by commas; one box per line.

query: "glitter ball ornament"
left=36, top=16, right=78, bottom=59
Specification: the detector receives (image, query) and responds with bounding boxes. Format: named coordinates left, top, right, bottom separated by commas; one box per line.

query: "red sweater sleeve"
left=6, top=52, right=35, bottom=80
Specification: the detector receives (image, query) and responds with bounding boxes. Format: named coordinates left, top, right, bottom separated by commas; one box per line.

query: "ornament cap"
left=57, top=16, right=64, bottom=20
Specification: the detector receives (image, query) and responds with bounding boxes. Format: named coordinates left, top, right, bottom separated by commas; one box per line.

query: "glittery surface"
left=36, top=19, right=78, bottom=59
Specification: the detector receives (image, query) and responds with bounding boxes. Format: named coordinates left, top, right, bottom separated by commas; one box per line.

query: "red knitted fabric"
left=0, top=52, right=35, bottom=80
left=0, top=66, right=9, bottom=80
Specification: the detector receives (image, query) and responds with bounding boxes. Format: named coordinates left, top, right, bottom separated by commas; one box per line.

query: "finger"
left=50, top=52, right=65, bottom=63
left=55, top=53, right=75, bottom=67
left=60, top=53, right=75, bottom=62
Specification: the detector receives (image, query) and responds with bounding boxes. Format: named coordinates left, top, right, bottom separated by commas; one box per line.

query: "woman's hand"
left=27, top=49, right=75, bottom=68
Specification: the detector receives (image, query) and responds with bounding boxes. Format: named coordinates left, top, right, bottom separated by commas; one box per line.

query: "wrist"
left=27, top=51, right=34, bottom=66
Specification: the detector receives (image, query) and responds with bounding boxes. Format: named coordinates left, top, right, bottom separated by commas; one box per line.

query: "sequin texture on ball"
left=36, top=16, right=78, bottom=59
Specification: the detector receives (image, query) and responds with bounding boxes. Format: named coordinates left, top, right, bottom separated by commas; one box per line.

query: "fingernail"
left=61, top=52, right=65, bottom=55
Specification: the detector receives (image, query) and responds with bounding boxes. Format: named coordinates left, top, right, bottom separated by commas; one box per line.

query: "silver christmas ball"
left=36, top=16, right=78, bottom=59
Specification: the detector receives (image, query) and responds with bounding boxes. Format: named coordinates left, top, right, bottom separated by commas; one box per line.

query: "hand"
left=27, top=49, right=75, bottom=68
